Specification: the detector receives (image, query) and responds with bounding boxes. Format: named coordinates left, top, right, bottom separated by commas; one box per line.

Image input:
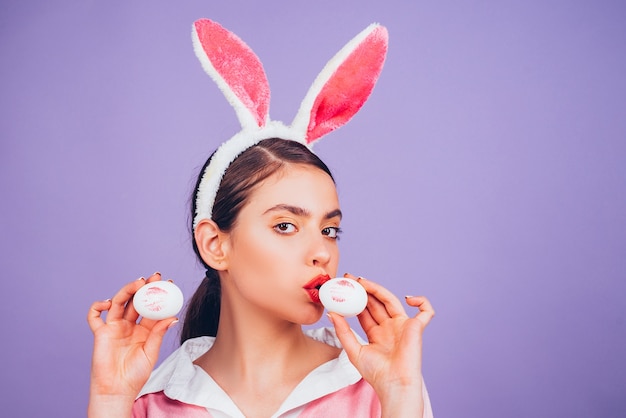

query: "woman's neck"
left=198, top=290, right=321, bottom=379
left=193, top=291, right=340, bottom=418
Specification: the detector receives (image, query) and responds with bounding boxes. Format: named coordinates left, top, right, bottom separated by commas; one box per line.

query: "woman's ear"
left=194, top=219, right=230, bottom=270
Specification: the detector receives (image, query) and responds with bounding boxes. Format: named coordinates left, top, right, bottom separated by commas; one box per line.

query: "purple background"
left=1, top=1, right=625, bottom=417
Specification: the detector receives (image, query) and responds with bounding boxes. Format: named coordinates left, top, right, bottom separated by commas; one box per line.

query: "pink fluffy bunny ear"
left=192, top=19, right=389, bottom=229
left=192, top=19, right=270, bottom=128
left=292, top=23, right=389, bottom=145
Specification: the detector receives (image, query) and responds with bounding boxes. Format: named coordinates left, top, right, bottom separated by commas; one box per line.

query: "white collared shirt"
left=134, top=327, right=432, bottom=417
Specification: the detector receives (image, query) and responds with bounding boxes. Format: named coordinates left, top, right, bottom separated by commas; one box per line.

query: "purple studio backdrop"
left=1, top=1, right=625, bottom=417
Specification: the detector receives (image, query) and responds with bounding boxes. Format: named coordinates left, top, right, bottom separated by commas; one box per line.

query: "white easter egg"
left=133, top=281, right=184, bottom=320
left=319, top=278, right=367, bottom=317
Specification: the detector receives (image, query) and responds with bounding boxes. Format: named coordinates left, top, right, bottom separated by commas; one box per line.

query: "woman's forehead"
left=247, top=165, right=339, bottom=213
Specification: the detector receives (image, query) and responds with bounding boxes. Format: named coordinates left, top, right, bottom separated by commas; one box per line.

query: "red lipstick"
left=303, top=274, right=331, bottom=303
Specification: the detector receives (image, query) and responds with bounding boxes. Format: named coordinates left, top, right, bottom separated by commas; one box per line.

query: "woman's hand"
left=86, top=273, right=178, bottom=417
left=327, top=273, right=434, bottom=418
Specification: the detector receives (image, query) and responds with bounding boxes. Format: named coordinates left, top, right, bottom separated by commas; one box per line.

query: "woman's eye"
left=274, top=222, right=296, bottom=234
left=322, top=227, right=342, bottom=239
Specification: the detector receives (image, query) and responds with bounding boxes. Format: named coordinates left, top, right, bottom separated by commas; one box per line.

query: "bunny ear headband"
left=192, top=19, right=388, bottom=229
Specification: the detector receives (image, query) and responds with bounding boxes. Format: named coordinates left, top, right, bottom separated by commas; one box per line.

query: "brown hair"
left=180, top=138, right=334, bottom=343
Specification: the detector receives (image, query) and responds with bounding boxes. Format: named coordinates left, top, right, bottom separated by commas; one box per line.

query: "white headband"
left=191, top=19, right=388, bottom=229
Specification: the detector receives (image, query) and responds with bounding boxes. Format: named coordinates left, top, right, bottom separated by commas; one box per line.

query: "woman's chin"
left=298, top=305, right=326, bottom=326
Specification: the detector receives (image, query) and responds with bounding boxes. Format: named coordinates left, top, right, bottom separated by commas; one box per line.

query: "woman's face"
left=222, top=163, right=341, bottom=325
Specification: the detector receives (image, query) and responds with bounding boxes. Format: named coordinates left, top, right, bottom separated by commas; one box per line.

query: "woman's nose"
left=308, top=234, right=332, bottom=266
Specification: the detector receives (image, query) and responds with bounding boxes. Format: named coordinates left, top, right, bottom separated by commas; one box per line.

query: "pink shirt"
left=133, top=328, right=433, bottom=417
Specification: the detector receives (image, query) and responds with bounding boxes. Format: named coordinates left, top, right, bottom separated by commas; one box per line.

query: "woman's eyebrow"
left=264, top=204, right=310, bottom=217
left=263, top=204, right=342, bottom=220
left=324, top=209, right=343, bottom=220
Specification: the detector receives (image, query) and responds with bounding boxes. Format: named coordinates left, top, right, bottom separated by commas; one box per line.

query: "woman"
left=88, top=19, right=434, bottom=418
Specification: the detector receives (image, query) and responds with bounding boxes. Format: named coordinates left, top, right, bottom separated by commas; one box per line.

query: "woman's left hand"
left=327, top=273, right=434, bottom=417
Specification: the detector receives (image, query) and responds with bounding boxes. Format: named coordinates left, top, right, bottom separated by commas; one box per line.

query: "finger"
left=353, top=275, right=407, bottom=319
left=87, top=299, right=112, bottom=333
left=122, top=301, right=140, bottom=323
left=123, top=272, right=163, bottom=322
left=139, top=317, right=158, bottom=329
left=406, top=295, right=435, bottom=328
left=344, top=273, right=391, bottom=324
left=327, top=313, right=363, bottom=364
left=356, top=305, right=378, bottom=333
left=108, top=277, right=146, bottom=322
left=145, top=272, right=163, bottom=284
left=367, top=293, right=391, bottom=322
left=143, top=318, right=179, bottom=363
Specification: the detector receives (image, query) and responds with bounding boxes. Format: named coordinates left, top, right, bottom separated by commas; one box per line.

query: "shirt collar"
left=138, top=327, right=366, bottom=416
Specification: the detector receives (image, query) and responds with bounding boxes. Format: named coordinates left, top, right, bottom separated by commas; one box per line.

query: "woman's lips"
left=303, top=274, right=331, bottom=303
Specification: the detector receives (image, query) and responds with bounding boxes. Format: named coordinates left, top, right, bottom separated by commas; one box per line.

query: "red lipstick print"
left=303, top=274, right=331, bottom=303
left=143, top=286, right=168, bottom=312
left=329, top=279, right=354, bottom=302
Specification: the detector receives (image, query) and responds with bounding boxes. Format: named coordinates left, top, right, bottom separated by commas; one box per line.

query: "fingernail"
left=167, top=279, right=174, bottom=283
left=357, top=276, right=364, bottom=281
left=168, top=319, right=179, bottom=329
left=405, top=295, right=414, bottom=299
left=326, top=313, right=334, bottom=324
left=153, top=272, right=161, bottom=277
left=104, top=298, right=112, bottom=302
left=137, top=277, right=145, bottom=281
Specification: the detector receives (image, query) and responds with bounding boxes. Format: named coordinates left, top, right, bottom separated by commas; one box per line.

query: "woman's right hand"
left=86, top=273, right=178, bottom=417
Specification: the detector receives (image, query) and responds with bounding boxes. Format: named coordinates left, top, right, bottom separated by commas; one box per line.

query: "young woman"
left=87, top=20, right=434, bottom=418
